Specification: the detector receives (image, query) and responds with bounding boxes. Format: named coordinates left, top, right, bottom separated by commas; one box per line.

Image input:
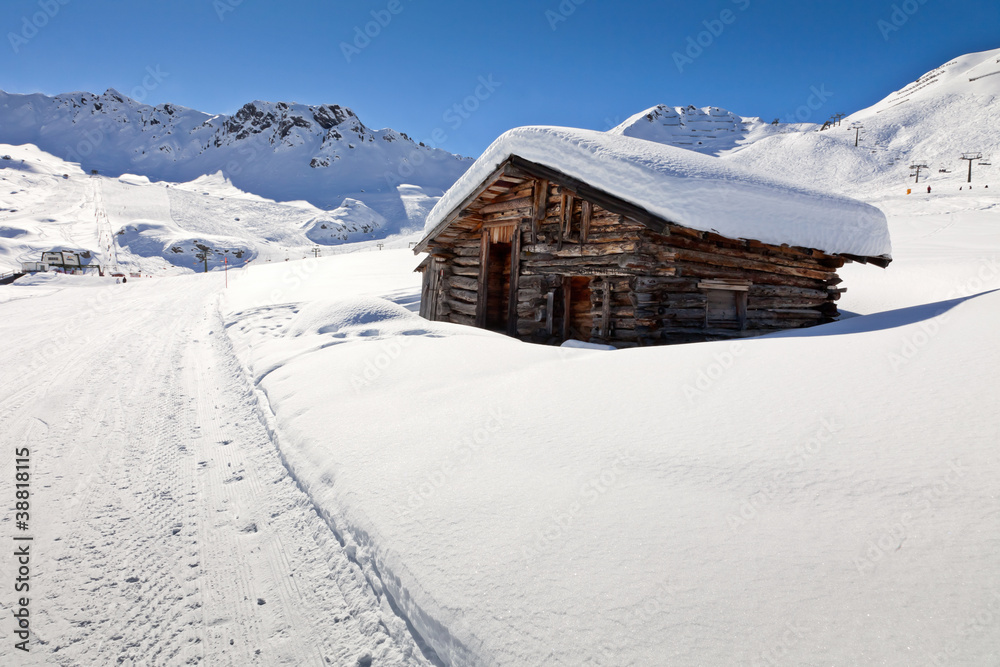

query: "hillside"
left=721, top=48, right=1000, bottom=195
left=0, top=89, right=471, bottom=230
left=0, top=143, right=423, bottom=275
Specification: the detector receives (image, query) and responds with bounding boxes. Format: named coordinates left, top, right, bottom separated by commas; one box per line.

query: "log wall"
left=421, top=177, right=848, bottom=347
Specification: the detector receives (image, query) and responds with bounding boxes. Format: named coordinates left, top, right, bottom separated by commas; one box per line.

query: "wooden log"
left=522, top=241, right=638, bottom=257
left=448, top=288, right=478, bottom=304
left=450, top=313, right=476, bottom=327
left=671, top=247, right=834, bottom=280
left=445, top=298, right=478, bottom=317
left=480, top=196, right=533, bottom=215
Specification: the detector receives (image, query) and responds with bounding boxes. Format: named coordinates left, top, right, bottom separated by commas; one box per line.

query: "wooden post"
left=507, top=223, right=522, bottom=336
left=476, top=231, right=490, bottom=328
left=531, top=179, right=548, bottom=244
left=581, top=200, right=592, bottom=245
left=600, top=280, right=612, bottom=339
left=562, top=276, right=572, bottom=341
left=545, top=291, right=555, bottom=335
left=557, top=192, right=567, bottom=251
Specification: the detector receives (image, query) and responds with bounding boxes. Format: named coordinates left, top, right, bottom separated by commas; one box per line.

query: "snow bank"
left=286, top=296, right=421, bottom=337
left=223, top=257, right=1000, bottom=665
left=424, top=126, right=892, bottom=258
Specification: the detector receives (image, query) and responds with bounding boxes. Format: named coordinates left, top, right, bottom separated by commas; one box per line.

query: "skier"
left=115, top=277, right=120, bottom=284
left=927, top=186, right=931, bottom=194
left=122, top=276, right=127, bottom=284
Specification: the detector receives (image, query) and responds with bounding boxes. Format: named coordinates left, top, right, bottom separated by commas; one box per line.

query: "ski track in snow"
left=0, top=278, right=430, bottom=666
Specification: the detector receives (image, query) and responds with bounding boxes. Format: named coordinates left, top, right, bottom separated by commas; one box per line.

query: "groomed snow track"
left=0, top=275, right=433, bottom=666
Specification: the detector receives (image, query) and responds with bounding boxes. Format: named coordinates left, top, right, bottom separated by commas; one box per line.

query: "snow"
left=0, top=89, right=472, bottom=233
left=0, top=143, right=427, bottom=275
left=214, top=183, right=999, bottom=665
left=722, top=48, right=1000, bottom=198
left=423, top=126, right=892, bottom=259
left=1, top=47, right=999, bottom=667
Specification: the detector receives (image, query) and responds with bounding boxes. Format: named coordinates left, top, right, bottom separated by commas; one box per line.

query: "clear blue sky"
left=1, top=0, right=997, bottom=156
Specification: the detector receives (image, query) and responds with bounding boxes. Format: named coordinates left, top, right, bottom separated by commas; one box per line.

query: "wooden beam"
left=509, top=156, right=670, bottom=235
left=476, top=231, right=490, bottom=328
left=415, top=161, right=516, bottom=253
left=507, top=224, right=522, bottom=336
left=581, top=200, right=592, bottom=244
left=531, top=179, right=548, bottom=244
left=601, top=280, right=612, bottom=339
left=562, top=277, right=572, bottom=341
left=545, top=291, right=555, bottom=335
left=480, top=196, right=533, bottom=215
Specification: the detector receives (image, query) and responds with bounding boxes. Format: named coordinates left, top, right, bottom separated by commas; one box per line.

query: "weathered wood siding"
left=420, top=175, right=847, bottom=347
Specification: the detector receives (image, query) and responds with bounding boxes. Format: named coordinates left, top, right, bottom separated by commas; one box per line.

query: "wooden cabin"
left=414, top=128, right=891, bottom=347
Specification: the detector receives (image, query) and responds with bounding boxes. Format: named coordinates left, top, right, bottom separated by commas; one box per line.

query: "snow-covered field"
left=1, top=47, right=999, bottom=667
left=1, top=179, right=997, bottom=665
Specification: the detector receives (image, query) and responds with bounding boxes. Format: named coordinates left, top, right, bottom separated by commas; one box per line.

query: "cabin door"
left=485, top=241, right=511, bottom=331
left=478, top=223, right=522, bottom=335
left=557, top=277, right=593, bottom=342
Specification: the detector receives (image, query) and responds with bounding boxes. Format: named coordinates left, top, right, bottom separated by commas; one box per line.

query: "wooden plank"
left=414, top=161, right=516, bottom=253
left=507, top=224, right=522, bottom=336
left=545, top=291, right=555, bottom=335
left=531, top=179, right=548, bottom=244
left=581, top=200, right=592, bottom=244
left=557, top=193, right=567, bottom=251
left=562, top=276, right=572, bottom=341
left=481, top=196, right=534, bottom=215
left=509, top=156, right=670, bottom=235
left=601, top=280, right=612, bottom=339
left=476, top=231, right=489, bottom=328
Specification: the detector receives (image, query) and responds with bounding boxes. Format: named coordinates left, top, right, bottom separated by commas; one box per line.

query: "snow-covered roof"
left=421, top=126, right=892, bottom=259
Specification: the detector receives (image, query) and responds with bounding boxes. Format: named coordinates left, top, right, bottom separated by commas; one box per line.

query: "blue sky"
left=1, top=0, right=997, bottom=156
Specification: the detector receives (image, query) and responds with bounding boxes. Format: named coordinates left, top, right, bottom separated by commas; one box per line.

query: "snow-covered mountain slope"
left=720, top=48, right=1000, bottom=195
left=0, top=89, right=471, bottom=230
left=608, top=104, right=774, bottom=155
left=0, top=143, right=406, bottom=275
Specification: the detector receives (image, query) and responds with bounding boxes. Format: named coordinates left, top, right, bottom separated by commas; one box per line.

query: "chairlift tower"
left=909, top=163, right=929, bottom=184
left=960, top=153, right=983, bottom=183
left=850, top=122, right=864, bottom=147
